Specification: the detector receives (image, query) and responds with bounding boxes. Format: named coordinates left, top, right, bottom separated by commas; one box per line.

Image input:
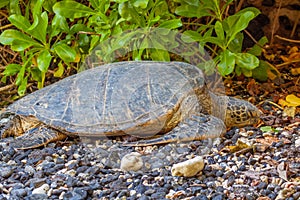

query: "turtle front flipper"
left=123, top=114, right=226, bottom=147
left=8, top=126, right=67, bottom=149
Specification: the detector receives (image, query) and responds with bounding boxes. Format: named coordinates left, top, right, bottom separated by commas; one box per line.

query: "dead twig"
left=275, top=35, right=300, bottom=44
left=0, top=83, right=15, bottom=93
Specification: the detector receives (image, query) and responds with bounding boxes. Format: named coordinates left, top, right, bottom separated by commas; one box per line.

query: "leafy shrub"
left=0, top=0, right=267, bottom=95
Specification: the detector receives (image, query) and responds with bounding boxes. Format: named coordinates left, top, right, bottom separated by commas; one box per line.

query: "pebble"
left=0, top=123, right=298, bottom=199
left=171, top=156, right=204, bottom=177
left=32, top=184, right=50, bottom=195
left=120, top=152, right=143, bottom=171
left=0, top=166, right=13, bottom=178
left=295, top=138, right=300, bottom=147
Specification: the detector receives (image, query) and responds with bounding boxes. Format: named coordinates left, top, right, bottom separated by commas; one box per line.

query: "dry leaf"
left=282, top=106, right=296, bottom=117
left=256, top=136, right=279, bottom=146
left=278, top=94, right=300, bottom=110
left=291, top=68, right=300, bottom=75
left=223, top=139, right=251, bottom=153
left=247, top=79, right=260, bottom=96
left=286, top=94, right=300, bottom=105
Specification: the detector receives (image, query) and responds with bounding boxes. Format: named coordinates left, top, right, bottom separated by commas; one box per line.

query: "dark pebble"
left=144, top=189, right=156, bottom=195
left=0, top=194, right=7, bottom=200
left=63, top=191, right=83, bottom=200
left=0, top=166, right=13, bottom=178
left=238, top=164, right=246, bottom=171
left=227, top=175, right=235, bottom=186
left=211, top=194, right=224, bottom=200
left=191, top=195, right=208, bottom=200
left=27, top=194, right=48, bottom=200
left=268, top=193, right=277, bottom=200
left=139, top=195, right=150, bottom=200
left=215, top=170, right=223, bottom=177
left=10, top=188, right=27, bottom=197
left=116, top=190, right=129, bottom=198
left=293, top=192, right=300, bottom=199
left=248, top=158, right=257, bottom=165
left=151, top=192, right=166, bottom=199
left=257, top=182, right=268, bottom=190
left=55, top=157, right=65, bottom=164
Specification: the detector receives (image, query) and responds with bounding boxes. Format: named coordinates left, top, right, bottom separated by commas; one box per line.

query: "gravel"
left=0, top=124, right=299, bottom=199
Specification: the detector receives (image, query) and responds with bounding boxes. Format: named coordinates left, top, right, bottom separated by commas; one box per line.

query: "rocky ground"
left=0, top=114, right=299, bottom=200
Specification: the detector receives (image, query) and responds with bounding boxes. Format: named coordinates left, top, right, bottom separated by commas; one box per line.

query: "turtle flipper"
left=123, top=114, right=226, bottom=146
left=8, top=126, right=67, bottom=149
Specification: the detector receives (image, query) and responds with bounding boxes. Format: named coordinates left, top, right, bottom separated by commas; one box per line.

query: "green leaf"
left=182, top=30, right=202, bottom=43
left=9, top=0, right=21, bottom=15
left=28, top=12, right=48, bottom=43
left=260, top=126, right=274, bottom=132
left=241, top=68, right=252, bottom=77
left=235, top=53, right=259, bottom=70
left=37, top=49, right=52, bottom=72
left=8, top=14, right=31, bottom=31
left=118, top=2, right=145, bottom=26
left=54, top=62, right=65, bottom=77
left=0, top=30, right=42, bottom=51
left=30, top=67, right=42, bottom=82
left=53, top=1, right=95, bottom=18
left=53, top=43, right=76, bottom=63
left=224, top=10, right=257, bottom=45
left=228, top=32, right=243, bottom=53
left=132, top=0, right=149, bottom=9
left=252, top=60, right=268, bottom=81
left=0, top=0, right=9, bottom=9
left=214, top=21, right=224, bottom=41
left=16, top=65, right=25, bottom=86
left=158, top=19, right=182, bottom=29
left=70, top=24, right=93, bottom=34
left=32, top=0, right=43, bottom=19
left=2, top=64, right=22, bottom=76
left=217, top=49, right=235, bottom=76
left=150, top=48, right=170, bottom=61
left=43, top=0, right=57, bottom=12
left=18, top=77, right=27, bottom=96
left=175, top=4, right=210, bottom=18
left=50, top=15, right=69, bottom=38
left=247, top=36, right=268, bottom=56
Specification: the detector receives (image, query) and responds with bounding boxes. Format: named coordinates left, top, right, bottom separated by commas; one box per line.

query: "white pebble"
left=32, top=184, right=49, bottom=195
left=295, top=138, right=300, bottom=147
left=24, top=165, right=35, bottom=175
left=171, top=156, right=204, bottom=177
left=120, top=152, right=143, bottom=172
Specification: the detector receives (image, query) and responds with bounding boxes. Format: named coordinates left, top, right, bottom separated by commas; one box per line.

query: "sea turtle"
left=0, top=61, right=260, bottom=149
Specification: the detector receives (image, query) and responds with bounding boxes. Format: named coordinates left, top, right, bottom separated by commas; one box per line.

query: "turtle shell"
left=7, top=61, right=206, bottom=137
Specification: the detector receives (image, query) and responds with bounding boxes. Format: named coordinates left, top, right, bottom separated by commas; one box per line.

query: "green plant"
left=175, top=0, right=268, bottom=76
left=0, top=0, right=78, bottom=95
left=52, top=0, right=182, bottom=61
left=0, top=0, right=267, bottom=96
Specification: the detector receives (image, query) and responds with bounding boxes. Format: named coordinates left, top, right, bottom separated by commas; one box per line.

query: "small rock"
left=10, top=188, right=27, bottom=197
left=24, top=165, right=36, bottom=176
left=32, top=184, right=50, bottom=195
left=28, top=193, right=49, bottom=200
left=171, top=156, right=204, bottom=177
left=0, top=166, right=13, bottom=178
left=295, top=138, right=300, bottom=148
left=120, top=152, right=143, bottom=171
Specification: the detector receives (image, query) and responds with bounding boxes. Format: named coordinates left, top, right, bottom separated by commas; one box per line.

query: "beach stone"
left=32, top=184, right=50, bottom=195
left=171, top=156, right=204, bottom=177
left=120, top=152, right=143, bottom=171
left=0, top=166, right=13, bottom=178
left=295, top=138, right=300, bottom=147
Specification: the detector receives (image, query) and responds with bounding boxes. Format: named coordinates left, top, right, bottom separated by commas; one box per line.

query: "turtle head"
left=224, top=97, right=261, bottom=128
